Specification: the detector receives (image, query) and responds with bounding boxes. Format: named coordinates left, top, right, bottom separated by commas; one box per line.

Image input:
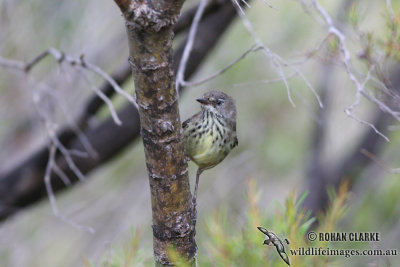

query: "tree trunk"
left=113, top=0, right=195, bottom=265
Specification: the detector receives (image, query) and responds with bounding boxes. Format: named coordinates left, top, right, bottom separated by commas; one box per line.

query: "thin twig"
left=46, top=122, right=86, bottom=181
left=80, top=55, right=139, bottom=111
left=232, top=72, right=297, bottom=87
left=67, top=149, right=89, bottom=158
left=0, top=57, right=24, bottom=69
left=241, top=0, right=251, bottom=9
left=27, top=75, right=89, bottom=182
left=231, top=0, right=296, bottom=107
left=312, top=0, right=391, bottom=141
left=344, top=66, right=390, bottom=141
left=361, top=149, right=400, bottom=174
left=52, top=162, right=72, bottom=186
left=288, top=33, right=330, bottom=66
left=232, top=0, right=325, bottom=108
left=40, top=82, right=98, bottom=158
left=175, top=0, right=208, bottom=95
left=386, top=0, right=395, bottom=21
left=0, top=48, right=138, bottom=120
left=260, top=0, right=277, bottom=10
left=44, top=145, right=95, bottom=233
left=182, top=45, right=262, bottom=87
left=80, top=71, right=122, bottom=126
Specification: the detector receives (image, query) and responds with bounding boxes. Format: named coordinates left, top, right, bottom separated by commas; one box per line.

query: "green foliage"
left=383, top=13, right=400, bottom=60
left=99, top=179, right=350, bottom=267
left=327, top=34, right=340, bottom=56
left=351, top=175, right=400, bottom=231
left=352, top=7, right=400, bottom=63
left=94, top=229, right=154, bottom=267
left=349, top=3, right=360, bottom=28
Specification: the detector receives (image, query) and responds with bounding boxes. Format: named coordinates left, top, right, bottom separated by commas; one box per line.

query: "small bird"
left=183, top=91, right=238, bottom=210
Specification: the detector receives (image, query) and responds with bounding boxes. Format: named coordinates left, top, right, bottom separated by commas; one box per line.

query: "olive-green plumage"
left=183, top=91, right=238, bottom=208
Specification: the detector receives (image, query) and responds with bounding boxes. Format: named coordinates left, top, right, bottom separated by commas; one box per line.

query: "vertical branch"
left=113, top=0, right=195, bottom=265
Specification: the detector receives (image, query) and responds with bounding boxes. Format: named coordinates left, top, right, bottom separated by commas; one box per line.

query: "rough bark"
left=114, top=0, right=194, bottom=264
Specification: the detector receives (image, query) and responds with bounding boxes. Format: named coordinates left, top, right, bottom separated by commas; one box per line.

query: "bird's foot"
left=192, top=199, right=197, bottom=222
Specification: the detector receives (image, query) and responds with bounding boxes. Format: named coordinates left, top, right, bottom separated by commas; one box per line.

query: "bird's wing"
left=233, top=136, right=238, bottom=148
left=182, top=118, right=190, bottom=129
left=182, top=112, right=202, bottom=129
left=228, top=119, right=238, bottom=148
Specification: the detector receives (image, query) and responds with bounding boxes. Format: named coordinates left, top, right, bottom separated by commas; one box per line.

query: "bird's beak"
left=196, top=98, right=210, bottom=105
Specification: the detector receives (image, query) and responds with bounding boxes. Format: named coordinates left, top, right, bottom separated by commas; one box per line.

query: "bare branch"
left=288, top=33, right=330, bottom=66
left=260, top=0, right=276, bottom=10
left=182, top=44, right=262, bottom=87
left=360, top=149, right=400, bottom=174
left=241, top=0, right=251, bottom=9
left=175, top=0, right=208, bottom=95
left=0, top=48, right=137, bottom=123
left=231, top=0, right=324, bottom=108
left=311, top=0, right=394, bottom=141
left=231, top=0, right=295, bottom=106
left=52, top=162, right=71, bottom=186
left=361, top=89, right=400, bottom=122
left=40, top=82, right=98, bottom=158
left=344, top=66, right=390, bottom=142
left=233, top=73, right=298, bottom=88
left=80, top=71, right=123, bottom=126
left=0, top=57, right=24, bottom=69
left=44, top=145, right=94, bottom=233
left=46, top=123, right=86, bottom=181
left=80, top=55, right=139, bottom=111
left=173, top=0, right=235, bottom=35
left=386, top=0, right=395, bottom=21
left=26, top=76, right=91, bottom=183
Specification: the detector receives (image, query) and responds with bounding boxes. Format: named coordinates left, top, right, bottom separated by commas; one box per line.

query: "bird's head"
left=197, top=91, right=236, bottom=120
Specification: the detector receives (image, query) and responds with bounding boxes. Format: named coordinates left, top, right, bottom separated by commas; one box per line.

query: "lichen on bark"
left=113, top=0, right=195, bottom=265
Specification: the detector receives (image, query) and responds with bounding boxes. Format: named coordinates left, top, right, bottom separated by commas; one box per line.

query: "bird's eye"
left=216, top=99, right=223, bottom=106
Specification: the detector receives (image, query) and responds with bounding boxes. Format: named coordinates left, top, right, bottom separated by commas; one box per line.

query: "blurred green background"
left=0, top=0, right=399, bottom=266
